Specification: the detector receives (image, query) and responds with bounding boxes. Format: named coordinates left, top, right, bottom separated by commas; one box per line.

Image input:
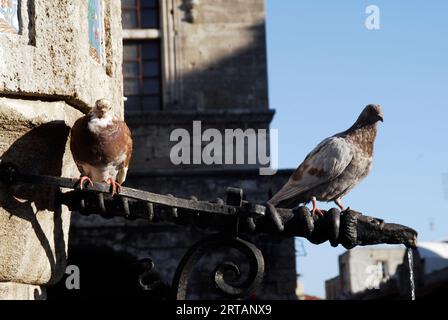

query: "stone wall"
left=127, top=109, right=275, bottom=173
left=0, top=0, right=123, bottom=116
left=160, top=0, right=269, bottom=111
left=342, top=247, right=406, bottom=294
left=128, top=0, right=273, bottom=172
left=0, top=0, right=123, bottom=299
left=173, top=0, right=268, bottom=111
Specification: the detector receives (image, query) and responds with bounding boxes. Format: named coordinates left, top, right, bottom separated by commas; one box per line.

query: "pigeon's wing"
left=70, top=115, right=93, bottom=168
left=116, top=121, right=133, bottom=184
left=268, top=137, right=353, bottom=206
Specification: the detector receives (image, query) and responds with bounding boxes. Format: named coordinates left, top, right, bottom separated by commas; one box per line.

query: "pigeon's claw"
left=312, top=207, right=324, bottom=217
left=105, top=178, right=122, bottom=196
left=115, top=181, right=122, bottom=194
left=311, top=197, right=324, bottom=217
left=335, top=198, right=346, bottom=211
left=78, top=176, right=93, bottom=190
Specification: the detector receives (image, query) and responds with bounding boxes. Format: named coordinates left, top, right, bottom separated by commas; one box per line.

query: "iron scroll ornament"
left=172, top=233, right=264, bottom=300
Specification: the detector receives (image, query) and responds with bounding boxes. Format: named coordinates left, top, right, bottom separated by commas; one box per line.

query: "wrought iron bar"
left=0, top=161, right=419, bottom=299
left=0, top=162, right=264, bottom=217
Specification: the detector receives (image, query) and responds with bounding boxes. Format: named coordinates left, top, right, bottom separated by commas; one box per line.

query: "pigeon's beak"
left=97, top=107, right=108, bottom=117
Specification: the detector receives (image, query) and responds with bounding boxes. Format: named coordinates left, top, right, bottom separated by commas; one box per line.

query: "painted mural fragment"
left=0, top=0, right=19, bottom=34
left=88, top=0, right=104, bottom=64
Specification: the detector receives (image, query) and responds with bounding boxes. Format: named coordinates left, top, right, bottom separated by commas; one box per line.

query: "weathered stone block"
left=0, top=0, right=123, bottom=115
left=0, top=98, right=83, bottom=298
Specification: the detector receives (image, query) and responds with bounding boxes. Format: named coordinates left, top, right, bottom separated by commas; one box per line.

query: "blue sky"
left=265, top=0, right=448, bottom=297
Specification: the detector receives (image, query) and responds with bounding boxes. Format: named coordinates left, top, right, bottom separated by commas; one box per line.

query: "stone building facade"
left=1, top=0, right=297, bottom=300
left=325, top=247, right=407, bottom=299
left=326, top=243, right=448, bottom=300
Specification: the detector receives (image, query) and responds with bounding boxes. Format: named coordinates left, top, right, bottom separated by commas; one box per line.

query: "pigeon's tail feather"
left=268, top=179, right=308, bottom=208
left=272, top=196, right=304, bottom=209
left=116, top=166, right=128, bottom=184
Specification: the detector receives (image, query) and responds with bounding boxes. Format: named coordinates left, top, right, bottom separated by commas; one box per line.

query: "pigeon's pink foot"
left=115, top=181, right=122, bottom=194
left=105, top=178, right=122, bottom=196
left=335, top=198, right=346, bottom=211
left=311, top=197, right=324, bottom=217
left=78, top=176, right=93, bottom=190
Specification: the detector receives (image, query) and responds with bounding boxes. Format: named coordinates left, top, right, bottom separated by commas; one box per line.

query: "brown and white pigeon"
left=268, top=104, right=383, bottom=216
left=70, top=99, right=133, bottom=195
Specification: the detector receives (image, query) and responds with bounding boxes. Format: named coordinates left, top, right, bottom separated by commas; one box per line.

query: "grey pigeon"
left=268, top=104, right=383, bottom=216
left=70, top=99, right=133, bottom=195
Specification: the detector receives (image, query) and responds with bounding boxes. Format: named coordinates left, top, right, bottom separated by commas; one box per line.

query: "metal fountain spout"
left=256, top=206, right=418, bottom=250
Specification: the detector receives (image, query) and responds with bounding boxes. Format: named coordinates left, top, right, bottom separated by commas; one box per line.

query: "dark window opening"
left=377, top=260, right=390, bottom=279
left=122, top=0, right=160, bottom=29
left=123, top=40, right=162, bottom=113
